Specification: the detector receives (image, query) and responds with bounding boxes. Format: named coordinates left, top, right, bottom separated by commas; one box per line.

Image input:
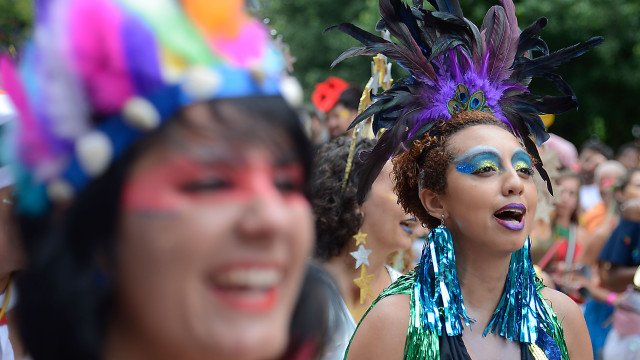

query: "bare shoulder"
left=540, top=287, right=581, bottom=319
left=540, top=287, right=593, bottom=360
left=346, top=294, right=410, bottom=360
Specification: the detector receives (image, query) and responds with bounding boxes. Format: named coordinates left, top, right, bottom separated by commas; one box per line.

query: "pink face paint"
left=121, top=155, right=197, bottom=214
left=121, top=152, right=306, bottom=215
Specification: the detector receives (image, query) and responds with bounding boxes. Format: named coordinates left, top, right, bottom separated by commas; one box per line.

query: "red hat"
left=311, top=76, right=349, bottom=112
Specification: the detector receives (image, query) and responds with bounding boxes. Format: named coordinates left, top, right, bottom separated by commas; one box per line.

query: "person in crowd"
left=325, top=87, right=362, bottom=139
left=579, top=167, right=640, bottom=357
left=602, top=266, right=640, bottom=360
left=311, top=136, right=414, bottom=360
left=0, top=90, right=25, bottom=359
left=580, top=160, right=627, bottom=266
left=1, top=1, right=328, bottom=359
left=311, top=77, right=362, bottom=140
left=544, top=134, right=579, bottom=172
left=307, top=106, right=329, bottom=146
left=616, top=142, right=640, bottom=170
left=579, top=139, right=614, bottom=212
left=599, top=168, right=640, bottom=292
left=329, top=0, right=600, bottom=358
left=530, top=171, right=586, bottom=275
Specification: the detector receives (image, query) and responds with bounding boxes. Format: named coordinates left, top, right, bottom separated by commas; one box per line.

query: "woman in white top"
left=311, top=136, right=413, bottom=359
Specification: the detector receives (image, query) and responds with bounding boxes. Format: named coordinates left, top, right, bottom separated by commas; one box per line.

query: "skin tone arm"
left=578, top=213, right=618, bottom=266
left=600, top=263, right=639, bottom=292
left=621, top=198, right=640, bottom=222
left=540, top=288, right=593, bottom=360
left=345, top=294, right=409, bottom=360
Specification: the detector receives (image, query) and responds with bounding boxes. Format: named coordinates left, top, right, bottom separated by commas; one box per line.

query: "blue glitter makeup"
left=454, top=146, right=503, bottom=174
left=512, top=149, right=533, bottom=173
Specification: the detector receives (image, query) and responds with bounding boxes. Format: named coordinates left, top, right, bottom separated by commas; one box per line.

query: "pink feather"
left=67, top=0, right=135, bottom=115
left=0, top=55, right=53, bottom=167
left=209, top=20, right=267, bottom=67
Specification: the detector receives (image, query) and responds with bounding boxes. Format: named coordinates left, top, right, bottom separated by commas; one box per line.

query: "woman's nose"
left=237, top=175, right=290, bottom=241
left=502, top=168, right=525, bottom=197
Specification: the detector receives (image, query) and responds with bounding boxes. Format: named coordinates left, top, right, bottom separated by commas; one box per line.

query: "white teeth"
left=214, top=269, right=282, bottom=289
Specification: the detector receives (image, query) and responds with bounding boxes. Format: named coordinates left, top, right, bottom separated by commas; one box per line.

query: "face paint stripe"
left=454, top=146, right=503, bottom=174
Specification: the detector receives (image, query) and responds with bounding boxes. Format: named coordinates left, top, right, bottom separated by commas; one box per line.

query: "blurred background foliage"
left=0, top=0, right=32, bottom=53
left=0, top=0, right=637, bottom=149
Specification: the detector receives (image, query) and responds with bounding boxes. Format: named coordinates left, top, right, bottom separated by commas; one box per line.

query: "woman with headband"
left=330, top=0, right=602, bottom=358
left=311, top=136, right=415, bottom=360
left=1, top=1, right=326, bottom=359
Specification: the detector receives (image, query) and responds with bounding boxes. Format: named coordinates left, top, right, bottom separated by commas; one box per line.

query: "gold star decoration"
left=353, top=231, right=368, bottom=246
left=353, top=266, right=374, bottom=304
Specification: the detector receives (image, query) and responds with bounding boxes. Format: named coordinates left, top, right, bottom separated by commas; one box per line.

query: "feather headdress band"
left=330, top=0, right=603, bottom=201
left=0, top=0, right=295, bottom=214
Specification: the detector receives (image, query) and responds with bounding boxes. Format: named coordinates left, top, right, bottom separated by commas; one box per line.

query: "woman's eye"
left=180, top=179, right=231, bottom=192
left=472, top=165, right=498, bottom=175
left=518, top=167, right=535, bottom=176
left=275, top=178, right=303, bottom=193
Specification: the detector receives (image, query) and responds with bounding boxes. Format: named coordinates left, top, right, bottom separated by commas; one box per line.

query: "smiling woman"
left=1, top=1, right=327, bottom=360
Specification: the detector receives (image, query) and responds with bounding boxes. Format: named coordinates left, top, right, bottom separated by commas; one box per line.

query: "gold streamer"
left=340, top=42, right=393, bottom=192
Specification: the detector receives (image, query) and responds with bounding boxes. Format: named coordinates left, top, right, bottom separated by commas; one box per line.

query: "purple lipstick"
left=493, top=203, right=526, bottom=231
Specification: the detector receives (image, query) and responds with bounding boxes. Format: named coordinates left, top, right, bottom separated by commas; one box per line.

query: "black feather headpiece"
left=330, top=0, right=603, bottom=201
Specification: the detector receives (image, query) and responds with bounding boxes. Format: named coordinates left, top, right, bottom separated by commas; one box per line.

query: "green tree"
left=0, top=0, right=33, bottom=52
left=259, top=0, right=640, bottom=149
left=257, top=0, right=381, bottom=97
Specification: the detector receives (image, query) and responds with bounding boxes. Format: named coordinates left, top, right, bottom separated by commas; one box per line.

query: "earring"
left=415, top=213, right=472, bottom=336
left=483, top=237, right=558, bottom=345
left=350, top=230, right=373, bottom=304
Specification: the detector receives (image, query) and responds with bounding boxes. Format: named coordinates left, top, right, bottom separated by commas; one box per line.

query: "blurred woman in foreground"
left=1, top=1, right=326, bottom=359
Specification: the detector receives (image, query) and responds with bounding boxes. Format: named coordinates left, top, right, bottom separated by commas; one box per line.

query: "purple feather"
left=121, top=14, right=164, bottom=94
left=481, top=0, right=519, bottom=82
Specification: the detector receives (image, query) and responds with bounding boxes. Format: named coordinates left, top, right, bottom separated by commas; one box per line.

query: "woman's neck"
left=555, top=215, right=572, bottom=228
left=454, top=243, right=512, bottom=327
left=104, top=317, right=204, bottom=360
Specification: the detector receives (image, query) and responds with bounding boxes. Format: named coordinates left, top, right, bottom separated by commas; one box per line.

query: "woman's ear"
left=419, top=188, right=445, bottom=217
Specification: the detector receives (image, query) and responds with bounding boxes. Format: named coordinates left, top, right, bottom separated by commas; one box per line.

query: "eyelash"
left=180, top=177, right=303, bottom=194
left=518, top=167, right=535, bottom=176
left=472, top=165, right=499, bottom=175
left=274, top=177, right=303, bottom=193
left=514, top=160, right=534, bottom=176
left=470, top=164, right=534, bottom=176
left=181, top=178, right=231, bottom=192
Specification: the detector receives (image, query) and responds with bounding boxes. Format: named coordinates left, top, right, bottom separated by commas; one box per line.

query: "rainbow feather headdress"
left=331, top=0, right=602, bottom=199
left=0, top=0, right=293, bottom=214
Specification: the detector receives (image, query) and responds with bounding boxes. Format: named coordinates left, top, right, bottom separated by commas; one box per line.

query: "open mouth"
left=209, top=267, right=282, bottom=312
left=400, top=217, right=417, bottom=236
left=493, top=204, right=526, bottom=231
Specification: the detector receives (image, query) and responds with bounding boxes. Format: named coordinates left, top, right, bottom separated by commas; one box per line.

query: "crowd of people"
left=0, top=0, right=638, bottom=360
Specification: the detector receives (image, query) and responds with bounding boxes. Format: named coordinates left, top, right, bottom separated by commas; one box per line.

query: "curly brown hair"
left=392, top=111, right=512, bottom=229
left=311, top=136, right=376, bottom=260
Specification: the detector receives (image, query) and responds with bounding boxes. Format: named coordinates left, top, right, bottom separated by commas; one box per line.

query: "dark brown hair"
left=311, top=136, right=376, bottom=260
left=392, top=111, right=511, bottom=228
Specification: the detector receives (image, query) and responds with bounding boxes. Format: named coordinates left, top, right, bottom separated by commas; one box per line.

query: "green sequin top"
left=344, top=271, right=569, bottom=360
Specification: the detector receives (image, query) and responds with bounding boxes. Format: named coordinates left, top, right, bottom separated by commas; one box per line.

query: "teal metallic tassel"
left=415, top=225, right=472, bottom=336
left=483, top=237, right=554, bottom=343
